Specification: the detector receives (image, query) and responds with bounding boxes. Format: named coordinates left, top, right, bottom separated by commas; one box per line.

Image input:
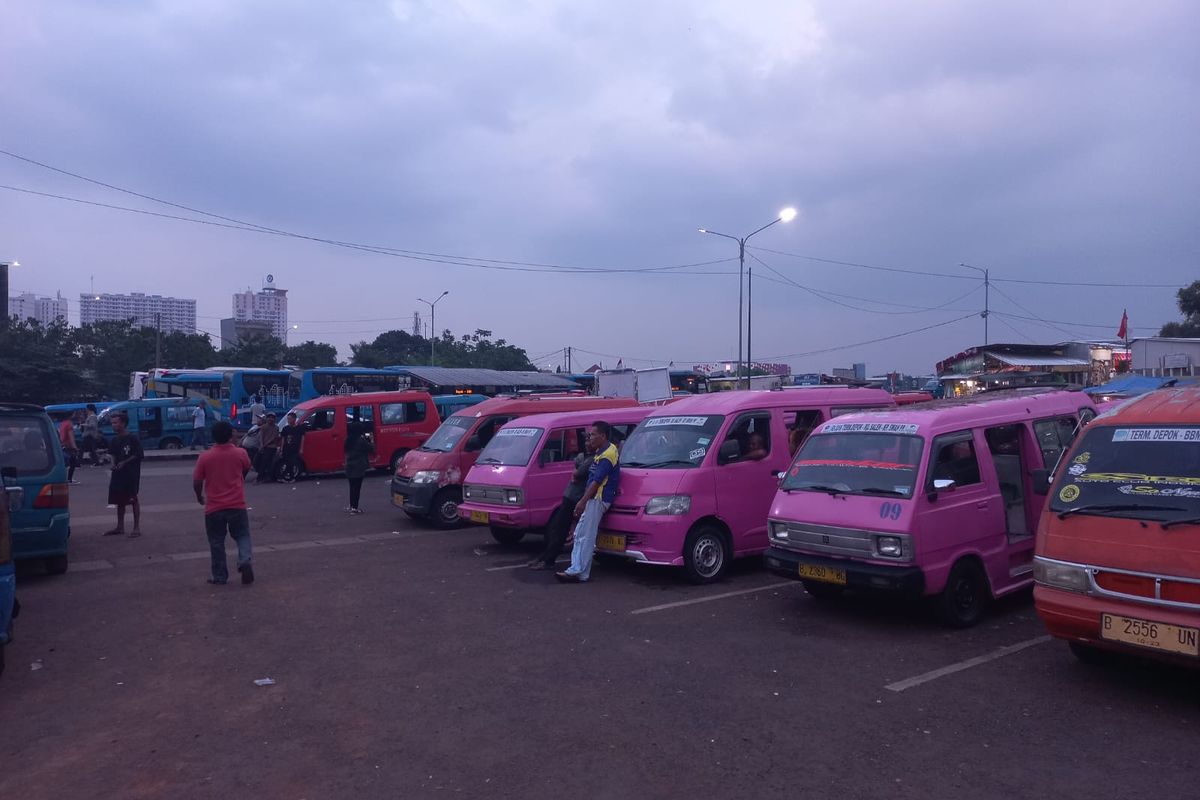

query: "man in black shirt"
left=277, top=411, right=305, bottom=483
left=104, top=412, right=144, bottom=538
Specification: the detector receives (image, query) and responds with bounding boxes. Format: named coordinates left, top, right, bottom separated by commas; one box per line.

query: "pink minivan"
left=456, top=407, right=656, bottom=544
left=765, top=388, right=1098, bottom=626
left=598, top=388, right=897, bottom=583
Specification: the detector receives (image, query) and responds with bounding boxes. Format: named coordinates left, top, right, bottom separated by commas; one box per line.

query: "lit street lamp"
left=418, top=291, right=450, bottom=366
left=699, top=208, right=796, bottom=389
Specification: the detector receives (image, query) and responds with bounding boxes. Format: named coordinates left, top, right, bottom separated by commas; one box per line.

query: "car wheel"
left=161, top=438, right=183, bottom=450
left=683, top=525, right=729, bottom=584
left=431, top=488, right=463, bottom=529
left=45, top=553, right=69, bottom=575
left=489, top=526, right=525, bottom=545
left=935, top=559, right=989, bottom=628
left=388, top=450, right=409, bottom=475
left=802, top=580, right=845, bottom=600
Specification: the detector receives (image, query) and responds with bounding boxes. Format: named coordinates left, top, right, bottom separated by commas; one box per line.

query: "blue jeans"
left=204, top=509, right=252, bottom=582
left=565, top=498, right=609, bottom=581
left=190, top=427, right=207, bottom=449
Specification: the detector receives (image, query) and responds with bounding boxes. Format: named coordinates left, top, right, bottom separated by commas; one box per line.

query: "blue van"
left=432, top=393, right=487, bottom=420
left=0, top=403, right=71, bottom=574
left=99, top=397, right=212, bottom=450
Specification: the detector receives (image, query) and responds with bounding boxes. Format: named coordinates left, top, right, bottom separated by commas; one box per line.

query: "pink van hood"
left=770, top=488, right=915, bottom=533
left=609, top=468, right=688, bottom=510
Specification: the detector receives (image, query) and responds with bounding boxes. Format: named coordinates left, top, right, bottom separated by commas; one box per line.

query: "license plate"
left=797, top=563, right=847, bottom=585
left=1101, top=613, right=1199, bottom=657
left=469, top=510, right=489, bottom=524
left=597, top=533, right=626, bottom=552
left=392, top=492, right=406, bottom=507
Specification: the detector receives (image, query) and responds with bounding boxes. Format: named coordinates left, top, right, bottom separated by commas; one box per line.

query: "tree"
left=1159, top=280, right=1200, bottom=337
left=349, top=328, right=536, bottom=370
left=0, top=319, right=87, bottom=404
left=219, top=334, right=287, bottom=368
left=350, top=330, right=429, bottom=368
left=160, top=331, right=219, bottom=369
left=284, top=340, right=340, bottom=368
left=74, top=320, right=159, bottom=399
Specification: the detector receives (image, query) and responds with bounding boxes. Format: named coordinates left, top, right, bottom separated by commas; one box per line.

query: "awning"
left=987, top=353, right=1091, bottom=368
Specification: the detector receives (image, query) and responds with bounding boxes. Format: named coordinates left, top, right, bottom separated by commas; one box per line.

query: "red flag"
left=1117, top=309, right=1128, bottom=340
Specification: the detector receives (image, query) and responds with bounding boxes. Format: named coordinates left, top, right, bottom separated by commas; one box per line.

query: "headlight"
left=769, top=520, right=789, bottom=540
left=645, top=495, right=691, bottom=515
left=411, top=470, right=442, bottom=485
left=875, top=535, right=903, bottom=558
left=1033, top=557, right=1090, bottom=593
left=463, top=485, right=474, bottom=499
left=505, top=488, right=523, bottom=505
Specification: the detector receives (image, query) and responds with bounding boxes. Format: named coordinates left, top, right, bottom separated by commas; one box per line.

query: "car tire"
left=45, top=553, right=69, bottom=575
left=0, top=643, right=6, bottom=677
left=160, top=438, right=183, bottom=450
left=683, top=525, right=729, bottom=584
left=489, top=526, right=525, bottom=545
left=431, top=488, right=463, bottom=529
left=802, top=580, right=845, bottom=600
left=935, top=558, right=989, bottom=628
left=388, top=450, right=409, bottom=475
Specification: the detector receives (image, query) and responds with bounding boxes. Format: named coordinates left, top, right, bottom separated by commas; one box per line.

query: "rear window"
left=1050, top=425, right=1200, bottom=522
left=0, top=414, right=57, bottom=476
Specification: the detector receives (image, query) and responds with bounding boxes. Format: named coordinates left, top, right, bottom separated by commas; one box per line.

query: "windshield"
left=423, top=415, right=475, bottom=452
left=475, top=426, right=543, bottom=466
left=782, top=432, right=924, bottom=498
left=619, top=415, right=725, bottom=468
left=1049, top=425, right=1200, bottom=522
left=0, top=414, right=56, bottom=476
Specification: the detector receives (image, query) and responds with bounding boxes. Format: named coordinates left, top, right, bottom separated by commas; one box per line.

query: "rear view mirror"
left=932, top=478, right=956, bottom=492
left=1032, top=469, right=1051, bottom=494
left=717, top=440, right=740, bottom=465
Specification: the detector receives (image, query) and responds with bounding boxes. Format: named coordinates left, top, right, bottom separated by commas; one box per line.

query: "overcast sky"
left=2, top=1, right=1197, bottom=375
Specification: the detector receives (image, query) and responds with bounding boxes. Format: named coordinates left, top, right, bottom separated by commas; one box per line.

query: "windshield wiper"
left=476, top=457, right=502, bottom=464
left=620, top=460, right=649, bottom=468
left=1057, top=503, right=1185, bottom=520
left=793, top=483, right=846, bottom=497
left=644, top=460, right=695, bottom=469
left=1161, top=516, right=1200, bottom=530
left=859, top=487, right=908, bottom=497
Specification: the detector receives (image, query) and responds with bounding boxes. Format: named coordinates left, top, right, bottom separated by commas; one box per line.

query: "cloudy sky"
left=2, top=1, right=1197, bottom=375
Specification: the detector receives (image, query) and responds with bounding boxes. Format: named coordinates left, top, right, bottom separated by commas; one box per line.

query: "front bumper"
left=390, top=476, right=436, bottom=516
left=765, top=547, right=925, bottom=594
left=456, top=501, right=533, bottom=529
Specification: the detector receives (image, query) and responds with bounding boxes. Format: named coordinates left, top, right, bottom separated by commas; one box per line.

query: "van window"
left=928, top=432, right=982, bottom=488
left=785, top=410, right=824, bottom=456
left=306, top=409, right=336, bottom=430
left=783, top=432, right=923, bottom=498
left=345, top=405, right=374, bottom=425
left=476, top=426, right=543, bottom=466
left=166, top=406, right=194, bottom=424
left=537, top=428, right=584, bottom=464
left=0, top=414, right=55, bottom=476
left=1033, top=416, right=1079, bottom=469
left=468, top=416, right=516, bottom=453
left=621, top=414, right=725, bottom=469
left=381, top=402, right=426, bottom=425
left=721, top=412, right=771, bottom=463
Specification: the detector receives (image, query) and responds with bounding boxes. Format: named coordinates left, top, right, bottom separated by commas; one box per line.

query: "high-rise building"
left=233, top=276, right=288, bottom=342
left=8, top=291, right=69, bottom=326
left=79, top=292, right=196, bottom=333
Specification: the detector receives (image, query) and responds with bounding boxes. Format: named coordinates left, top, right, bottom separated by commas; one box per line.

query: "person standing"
left=248, top=395, right=267, bottom=428
left=277, top=411, right=305, bottom=483
left=104, top=412, right=143, bottom=538
left=556, top=421, right=620, bottom=584
left=530, top=439, right=593, bottom=570
left=254, top=413, right=280, bottom=483
left=343, top=424, right=375, bottom=514
left=58, top=412, right=80, bottom=485
left=189, top=403, right=208, bottom=451
left=81, top=404, right=102, bottom=465
left=193, top=421, right=255, bottom=585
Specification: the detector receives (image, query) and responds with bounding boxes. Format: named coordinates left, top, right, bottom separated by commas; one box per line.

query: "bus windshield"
left=620, top=415, right=725, bottom=468
left=475, top=426, right=543, bottom=466
left=422, top=416, right=475, bottom=452
left=782, top=432, right=924, bottom=498
left=1049, top=426, right=1200, bottom=523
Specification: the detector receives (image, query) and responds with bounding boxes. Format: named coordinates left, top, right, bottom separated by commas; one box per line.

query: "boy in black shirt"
left=105, top=412, right=144, bottom=538
left=277, top=411, right=305, bottom=483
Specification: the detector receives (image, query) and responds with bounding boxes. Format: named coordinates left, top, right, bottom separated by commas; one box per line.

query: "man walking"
left=193, top=421, right=254, bottom=585
left=277, top=411, right=305, bottom=482
left=104, top=412, right=143, bottom=538
left=254, top=413, right=280, bottom=482
left=556, top=421, right=620, bottom=584
left=81, top=404, right=102, bottom=465
left=189, top=402, right=208, bottom=451
left=248, top=395, right=267, bottom=428
left=58, top=412, right=80, bottom=485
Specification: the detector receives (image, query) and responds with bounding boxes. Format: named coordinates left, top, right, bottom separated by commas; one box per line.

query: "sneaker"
left=239, top=564, right=255, bottom=585
left=68, top=480, right=81, bottom=486
left=349, top=507, right=364, bottom=515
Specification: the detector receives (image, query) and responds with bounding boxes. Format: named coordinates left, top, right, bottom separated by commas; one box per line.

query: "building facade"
left=220, top=317, right=274, bottom=349
left=1129, top=337, right=1200, bottom=377
left=8, top=291, right=68, bottom=326
left=233, top=282, right=288, bottom=342
left=79, top=292, right=197, bottom=334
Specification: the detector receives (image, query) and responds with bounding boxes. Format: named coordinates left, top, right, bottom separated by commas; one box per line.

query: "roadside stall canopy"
left=1084, top=375, right=1177, bottom=397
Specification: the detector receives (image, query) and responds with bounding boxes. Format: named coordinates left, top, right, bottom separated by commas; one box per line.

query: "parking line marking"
left=629, top=581, right=798, bottom=615
left=485, top=558, right=569, bottom=572
left=71, top=559, right=115, bottom=572
left=884, top=635, right=1052, bottom=692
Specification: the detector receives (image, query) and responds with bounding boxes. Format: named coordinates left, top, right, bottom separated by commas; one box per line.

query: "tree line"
left=0, top=319, right=535, bottom=405
left=1159, top=280, right=1200, bottom=337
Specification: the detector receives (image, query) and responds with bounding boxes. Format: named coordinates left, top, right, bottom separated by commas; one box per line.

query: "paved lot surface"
left=2, top=462, right=1198, bottom=799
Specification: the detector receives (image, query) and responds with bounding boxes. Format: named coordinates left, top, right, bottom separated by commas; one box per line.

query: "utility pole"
left=566, top=346, right=573, bottom=373
left=155, top=312, right=162, bottom=369
left=960, top=263, right=990, bottom=345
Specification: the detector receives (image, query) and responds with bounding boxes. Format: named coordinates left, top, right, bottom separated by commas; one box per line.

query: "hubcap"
left=693, top=536, right=723, bottom=577
left=954, top=578, right=976, bottom=614
left=440, top=500, right=459, bottom=523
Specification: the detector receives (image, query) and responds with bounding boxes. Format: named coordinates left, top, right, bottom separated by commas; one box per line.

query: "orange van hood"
left=1040, top=515, right=1200, bottom=577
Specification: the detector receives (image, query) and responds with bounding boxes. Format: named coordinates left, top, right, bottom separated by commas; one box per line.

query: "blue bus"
left=222, top=369, right=291, bottom=427
left=431, top=393, right=487, bottom=420
left=288, top=368, right=407, bottom=403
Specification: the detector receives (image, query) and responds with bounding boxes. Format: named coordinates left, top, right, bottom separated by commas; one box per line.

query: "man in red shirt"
left=192, top=421, right=255, bottom=585
left=58, top=413, right=80, bottom=485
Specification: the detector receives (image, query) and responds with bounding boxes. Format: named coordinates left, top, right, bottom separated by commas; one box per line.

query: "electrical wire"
left=755, top=313, right=978, bottom=361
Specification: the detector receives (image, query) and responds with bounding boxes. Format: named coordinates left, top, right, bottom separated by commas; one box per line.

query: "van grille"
left=1093, top=568, right=1200, bottom=609
left=772, top=521, right=877, bottom=558
left=463, top=484, right=507, bottom=505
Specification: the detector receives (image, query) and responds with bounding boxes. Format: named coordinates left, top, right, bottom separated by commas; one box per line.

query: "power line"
left=756, top=313, right=978, bottom=361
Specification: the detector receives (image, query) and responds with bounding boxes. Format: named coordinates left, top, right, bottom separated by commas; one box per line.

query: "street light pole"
left=960, top=263, right=990, bottom=345
left=699, top=208, right=796, bottom=389
left=418, top=291, right=449, bottom=366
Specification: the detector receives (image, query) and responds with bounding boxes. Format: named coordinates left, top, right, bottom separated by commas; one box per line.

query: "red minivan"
left=290, top=391, right=439, bottom=476
left=391, top=394, right=637, bottom=527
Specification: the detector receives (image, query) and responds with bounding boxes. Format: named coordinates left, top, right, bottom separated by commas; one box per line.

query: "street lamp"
left=959, top=263, right=990, bottom=345
left=699, top=208, right=796, bottom=389
left=417, top=290, right=449, bottom=365
left=0, top=260, right=19, bottom=331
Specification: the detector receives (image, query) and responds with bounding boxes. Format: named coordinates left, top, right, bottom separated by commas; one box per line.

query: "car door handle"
left=976, top=501, right=989, bottom=509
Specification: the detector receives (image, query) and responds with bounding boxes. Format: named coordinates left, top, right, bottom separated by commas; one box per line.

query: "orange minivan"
left=1034, top=386, right=1200, bottom=666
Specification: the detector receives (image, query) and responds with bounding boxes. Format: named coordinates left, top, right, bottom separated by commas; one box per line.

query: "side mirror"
left=1032, top=468, right=1051, bottom=494
left=932, top=478, right=956, bottom=492
left=717, top=440, right=740, bottom=465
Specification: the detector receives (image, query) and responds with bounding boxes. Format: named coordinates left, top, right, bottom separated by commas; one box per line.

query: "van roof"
left=1090, top=385, right=1200, bottom=425
left=496, top=405, right=654, bottom=430
left=293, top=390, right=434, bottom=409
left=451, top=394, right=637, bottom=418
left=105, top=397, right=201, bottom=410
left=820, top=388, right=1092, bottom=435
left=646, top=387, right=895, bottom=416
